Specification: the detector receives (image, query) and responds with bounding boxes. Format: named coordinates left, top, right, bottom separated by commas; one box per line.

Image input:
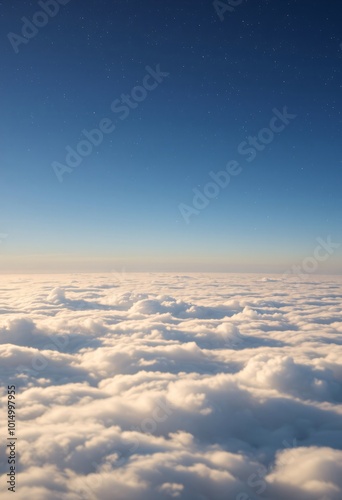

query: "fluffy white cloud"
left=0, top=273, right=341, bottom=499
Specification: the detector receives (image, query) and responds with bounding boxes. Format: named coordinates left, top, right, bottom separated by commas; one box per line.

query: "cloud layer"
left=1, top=273, right=342, bottom=499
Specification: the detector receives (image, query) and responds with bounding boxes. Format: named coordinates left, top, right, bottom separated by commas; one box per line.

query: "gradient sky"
left=1, top=0, right=341, bottom=273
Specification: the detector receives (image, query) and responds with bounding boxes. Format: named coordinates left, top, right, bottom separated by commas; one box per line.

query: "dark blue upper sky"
left=1, top=0, right=341, bottom=272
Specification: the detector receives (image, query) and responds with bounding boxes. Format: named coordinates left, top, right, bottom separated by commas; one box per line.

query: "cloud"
left=266, top=447, right=342, bottom=500
left=0, top=273, right=342, bottom=499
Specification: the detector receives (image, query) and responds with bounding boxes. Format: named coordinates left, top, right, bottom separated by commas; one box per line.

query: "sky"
left=0, top=0, right=341, bottom=273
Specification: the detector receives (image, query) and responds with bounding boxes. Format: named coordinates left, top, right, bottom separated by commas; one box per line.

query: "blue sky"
left=1, top=0, right=341, bottom=272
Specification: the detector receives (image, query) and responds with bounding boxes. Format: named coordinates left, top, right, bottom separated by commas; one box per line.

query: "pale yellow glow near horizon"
left=0, top=252, right=340, bottom=275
